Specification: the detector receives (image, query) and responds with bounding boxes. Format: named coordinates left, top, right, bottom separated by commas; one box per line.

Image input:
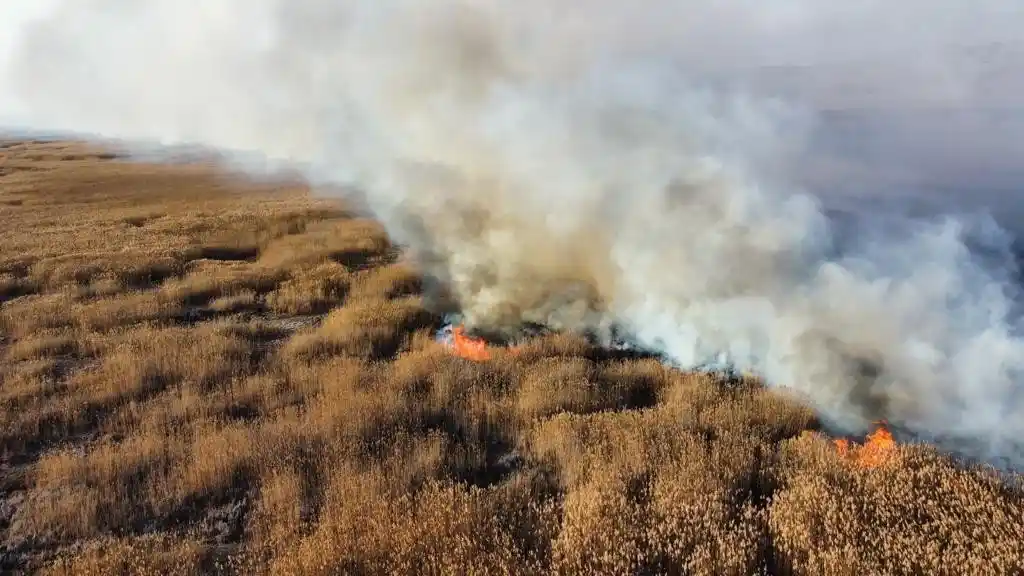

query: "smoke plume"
left=3, top=0, right=1024, bottom=468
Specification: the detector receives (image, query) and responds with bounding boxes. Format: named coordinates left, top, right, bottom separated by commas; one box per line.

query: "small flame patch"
left=436, top=323, right=518, bottom=361
left=449, top=325, right=493, bottom=361
left=834, top=421, right=898, bottom=468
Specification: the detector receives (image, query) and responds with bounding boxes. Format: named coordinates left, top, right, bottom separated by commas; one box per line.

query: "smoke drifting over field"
left=4, top=1, right=1024, bottom=467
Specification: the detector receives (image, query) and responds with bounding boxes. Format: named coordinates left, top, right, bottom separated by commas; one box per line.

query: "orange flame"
left=444, top=325, right=524, bottom=361
left=449, top=325, right=494, bottom=361
left=834, top=421, right=897, bottom=468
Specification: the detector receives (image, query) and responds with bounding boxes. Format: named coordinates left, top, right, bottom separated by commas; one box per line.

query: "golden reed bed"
left=0, top=141, right=1021, bottom=575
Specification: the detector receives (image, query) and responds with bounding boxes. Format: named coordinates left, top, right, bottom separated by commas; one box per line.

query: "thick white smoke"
left=3, top=0, right=1024, bottom=468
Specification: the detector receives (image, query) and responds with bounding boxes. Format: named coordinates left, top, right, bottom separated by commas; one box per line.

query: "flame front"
left=834, top=421, right=897, bottom=468
left=437, top=323, right=524, bottom=361
left=449, top=325, right=493, bottom=361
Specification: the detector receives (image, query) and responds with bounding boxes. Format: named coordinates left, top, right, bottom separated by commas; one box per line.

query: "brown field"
left=1, top=140, right=1022, bottom=575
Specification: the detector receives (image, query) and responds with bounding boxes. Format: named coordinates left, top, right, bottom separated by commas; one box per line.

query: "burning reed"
left=0, top=148, right=1021, bottom=573
left=6, top=0, right=1024, bottom=471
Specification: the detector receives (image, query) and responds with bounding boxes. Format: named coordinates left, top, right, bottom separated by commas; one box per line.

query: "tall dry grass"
left=1, top=141, right=1022, bottom=575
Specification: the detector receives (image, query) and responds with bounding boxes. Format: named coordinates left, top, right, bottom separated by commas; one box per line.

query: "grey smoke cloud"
left=3, top=0, right=1024, bottom=467
left=5, top=2, right=1024, bottom=216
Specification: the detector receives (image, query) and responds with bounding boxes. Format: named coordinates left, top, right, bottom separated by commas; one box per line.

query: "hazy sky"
left=3, top=1, right=1023, bottom=221
left=0, top=2, right=56, bottom=124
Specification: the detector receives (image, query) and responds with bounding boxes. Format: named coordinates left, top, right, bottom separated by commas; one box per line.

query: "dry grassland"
left=1, top=141, right=1022, bottom=575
